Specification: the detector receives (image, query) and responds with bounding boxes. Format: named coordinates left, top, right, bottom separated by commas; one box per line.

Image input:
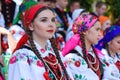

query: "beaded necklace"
left=34, top=41, right=65, bottom=80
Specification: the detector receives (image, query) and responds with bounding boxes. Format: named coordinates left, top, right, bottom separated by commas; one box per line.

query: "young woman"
left=62, top=14, right=120, bottom=80
left=99, top=16, right=111, bottom=31
left=8, top=4, right=73, bottom=80
left=98, top=25, right=120, bottom=72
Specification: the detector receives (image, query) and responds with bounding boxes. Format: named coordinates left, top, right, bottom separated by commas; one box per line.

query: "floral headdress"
left=62, top=14, right=98, bottom=56
left=72, top=14, right=98, bottom=34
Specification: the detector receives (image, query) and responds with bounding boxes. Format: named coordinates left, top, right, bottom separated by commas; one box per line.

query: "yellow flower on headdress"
left=77, top=20, right=82, bottom=25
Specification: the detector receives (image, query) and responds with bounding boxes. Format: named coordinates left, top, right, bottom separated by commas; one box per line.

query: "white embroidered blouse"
left=8, top=40, right=74, bottom=80
left=65, top=46, right=120, bottom=80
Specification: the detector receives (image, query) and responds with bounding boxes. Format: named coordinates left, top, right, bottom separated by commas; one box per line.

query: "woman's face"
left=102, top=19, right=111, bottom=31
left=108, top=36, right=120, bottom=54
left=57, top=0, right=68, bottom=9
left=85, top=21, right=102, bottom=45
left=29, top=9, right=56, bottom=40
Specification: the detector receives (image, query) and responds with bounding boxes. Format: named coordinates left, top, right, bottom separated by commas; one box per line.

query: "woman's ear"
left=29, top=23, right=34, bottom=31
left=108, top=41, right=112, bottom=46
left=83, top=31, right=87, bottom=35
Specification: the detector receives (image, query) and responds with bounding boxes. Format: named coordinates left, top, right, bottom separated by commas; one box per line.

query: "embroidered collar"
left=33, top=40, right=55, bottom=58
left=74, top=45, right=83, bottom=57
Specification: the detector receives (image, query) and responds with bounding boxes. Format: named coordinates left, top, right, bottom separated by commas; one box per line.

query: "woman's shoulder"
left=13, top=45, right=33, bottom=55
left=11, top=45, right=34, bottom=62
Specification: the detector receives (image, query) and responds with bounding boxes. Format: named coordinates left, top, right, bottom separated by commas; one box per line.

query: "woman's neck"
left=108, top=48, right=116, bottom=57
left=33, top=35, right=48, bottom=50
left=85, top=39, right=91, bottom=51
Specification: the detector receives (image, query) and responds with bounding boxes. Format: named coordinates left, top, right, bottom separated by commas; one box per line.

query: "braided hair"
left=27, top=29, right=48, bottom=70
left=79, top=33, right=103, bottom=78
left=79, top=33, right=88, bottom=63
left=25, top=7, right=69, bottom=79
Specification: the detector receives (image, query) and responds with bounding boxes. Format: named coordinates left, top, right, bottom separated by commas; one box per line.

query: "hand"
left=0, top=27, right=10, bottom=35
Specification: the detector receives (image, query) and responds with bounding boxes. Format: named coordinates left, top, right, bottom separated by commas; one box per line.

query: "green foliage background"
left=68, top=0, right=120, bottom=23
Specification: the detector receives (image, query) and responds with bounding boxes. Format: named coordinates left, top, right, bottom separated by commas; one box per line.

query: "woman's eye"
left=117, top=41, right=120, bottom=44
left=51, top=18, right=56, bottom=22
left=41, top=19, right=47, bottom=22
left=96, top=28, right=101, bottom=31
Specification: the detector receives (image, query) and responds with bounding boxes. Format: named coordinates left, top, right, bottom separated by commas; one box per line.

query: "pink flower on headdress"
left=72, top=14, right=98, bottom=34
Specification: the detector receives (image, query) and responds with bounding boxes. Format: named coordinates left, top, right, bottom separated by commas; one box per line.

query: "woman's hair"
left=105, top=44, right=111, bottom=57
left=50, top=38, right=69, bottom=79
left=96, top=1, right=107, bottom=8
left=79, top=33, right=103, bottom=78
left=26, top=7, right=69, bottom=79
left=105, top=34, right=120, bottom=59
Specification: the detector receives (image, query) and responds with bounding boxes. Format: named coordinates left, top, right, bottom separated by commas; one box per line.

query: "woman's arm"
left=0, top=27, right=17, bottom=52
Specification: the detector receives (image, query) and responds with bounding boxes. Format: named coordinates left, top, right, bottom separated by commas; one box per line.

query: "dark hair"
left=79, top=33, right=103, bottom=79
left=26, top=6, right=69, bottom=79
left=96, top=1, right=107, bottom=8
left=115, top=15, right=120, bottom=26
left=105, top=34, right=120, bottom=59
left=0, top=0, right=1, bottom=5
left=106, top=43, right=120, bottom=59
left=68, top=0, right=80, bottom=9
left=44, top=0, right=56, bottom=2
left=80, top=9, right=88, bottom=15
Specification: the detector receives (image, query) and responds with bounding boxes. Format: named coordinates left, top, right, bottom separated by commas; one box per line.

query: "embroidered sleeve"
left=8, top=49, right=33, bottom=80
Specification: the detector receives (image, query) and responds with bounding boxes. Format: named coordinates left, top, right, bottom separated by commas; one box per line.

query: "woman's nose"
left=48, top=21, right=54, bottom=27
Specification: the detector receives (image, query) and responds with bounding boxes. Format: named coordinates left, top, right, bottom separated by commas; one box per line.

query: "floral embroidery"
left=11, top=30, right=15, bottom=35
left=72, top=58, right=76, bottom=61
left=27, top=58, right=30, bottom=65
left=74, top=61, right=80, bottom=67
left=40, top=49, right=46, bottom=53
left=115, top=61, right=120, bottom=71
left=105, top=62, right=109, bottom=66
left=102, top=59, right=110, bottom=67
left=21, top=78, right=24, bottom=80
left=75, top=74, right=87, bottom=80
left=9, top=56, right=17, bottom=64
left=36, top=60, right=44, bottom=67
left=43, top=71, right=52, bottom=80
left=33, top=56, right=37, bottom=60
left=64, top=61, right=67, bottom=67
left=81, top=60, right=86, bottom=65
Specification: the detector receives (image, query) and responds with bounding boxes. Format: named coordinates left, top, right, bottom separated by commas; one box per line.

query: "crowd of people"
left=0, top=0, right=120, bottom=80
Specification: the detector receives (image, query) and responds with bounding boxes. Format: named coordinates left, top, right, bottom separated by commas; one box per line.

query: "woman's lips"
left=46, top=30, right=54, bottom=33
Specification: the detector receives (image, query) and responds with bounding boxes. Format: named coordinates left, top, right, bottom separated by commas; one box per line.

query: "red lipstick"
left=47, top=30, right=54, bottom=33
